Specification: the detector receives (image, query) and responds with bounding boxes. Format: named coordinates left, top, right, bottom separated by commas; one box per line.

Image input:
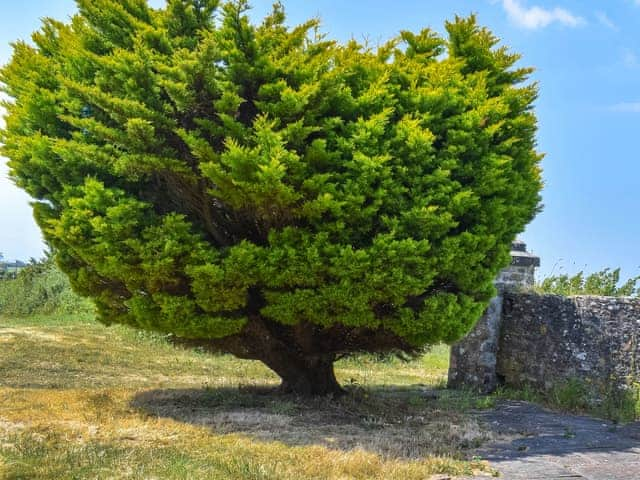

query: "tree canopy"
left=0, top=0, right=542, bottom=394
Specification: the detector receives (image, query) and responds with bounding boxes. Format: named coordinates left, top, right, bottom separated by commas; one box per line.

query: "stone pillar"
left=495, top=240, right=539, bottom=291
left=447, top=240, right=540, bottom=393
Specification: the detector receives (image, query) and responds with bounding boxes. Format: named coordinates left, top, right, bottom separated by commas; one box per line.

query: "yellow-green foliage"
left=0, top=1, right=542, bottom=379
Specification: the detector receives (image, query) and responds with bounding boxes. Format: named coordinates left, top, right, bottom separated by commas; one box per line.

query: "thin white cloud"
left=595, top=11, right=618, bottom=31
left=610, top=102, right=640, bottom=113
left=501, top=0, right=585, bottom=30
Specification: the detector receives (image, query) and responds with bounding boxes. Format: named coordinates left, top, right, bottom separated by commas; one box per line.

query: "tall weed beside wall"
left=0, top=259, right=93, bottom=316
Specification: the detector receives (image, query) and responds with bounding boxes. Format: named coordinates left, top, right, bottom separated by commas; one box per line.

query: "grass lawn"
left=0, top=314, right=496, bottom=479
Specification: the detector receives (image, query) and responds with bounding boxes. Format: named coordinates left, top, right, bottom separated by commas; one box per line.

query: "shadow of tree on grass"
left=131, top=385, right=491, bottom=461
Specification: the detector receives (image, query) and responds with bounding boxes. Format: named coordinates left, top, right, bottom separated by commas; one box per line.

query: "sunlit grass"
left=0, top=314, right=496, bottom=479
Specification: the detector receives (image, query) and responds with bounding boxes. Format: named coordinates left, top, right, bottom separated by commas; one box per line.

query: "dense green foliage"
left=0, top=257, right=93, bottom=316
left=536, top=268, right=640, bottom=297
left=0, top=0, right=541, bottom=392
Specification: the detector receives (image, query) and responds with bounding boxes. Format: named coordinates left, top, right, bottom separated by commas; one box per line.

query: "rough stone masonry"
left=448, top=241, right=640, bottom=398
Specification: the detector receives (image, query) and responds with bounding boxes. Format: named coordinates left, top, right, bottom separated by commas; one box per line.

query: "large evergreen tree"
left=1, top=0, right=542, bottom=395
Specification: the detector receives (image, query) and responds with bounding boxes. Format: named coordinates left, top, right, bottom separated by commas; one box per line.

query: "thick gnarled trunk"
left=263, top=353, right=344, bottom=396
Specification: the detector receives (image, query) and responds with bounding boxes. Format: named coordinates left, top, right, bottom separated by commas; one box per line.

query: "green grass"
left=493, top=380, right=640, bottom=423
left=597, top=383, right=640, bottom=423
left=0, top=314, right=496, bottom=479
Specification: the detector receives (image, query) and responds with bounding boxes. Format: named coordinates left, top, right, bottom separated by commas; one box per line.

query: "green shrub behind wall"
left=0, top=257, right=93, bottom=317
left=535, top=268, right=640, bottom=297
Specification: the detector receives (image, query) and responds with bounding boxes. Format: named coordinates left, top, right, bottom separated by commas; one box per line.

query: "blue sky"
left=1, top=0, right=639, bottom=280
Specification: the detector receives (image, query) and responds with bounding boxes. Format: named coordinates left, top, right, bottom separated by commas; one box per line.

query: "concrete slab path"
left=471, top=401, right=640, bottom=479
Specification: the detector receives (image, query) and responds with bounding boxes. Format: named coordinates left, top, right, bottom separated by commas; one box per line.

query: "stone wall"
left=448, top=241, right=640, bottom=398
left=448, top=240, right=540, bottom=393
left=448, top=296, right=503, bottom=392
left=498, top=293, right=640, bottom=395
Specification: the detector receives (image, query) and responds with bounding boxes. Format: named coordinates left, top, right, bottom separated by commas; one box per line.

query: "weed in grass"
left=549, top=379, right=590, bottom=413
left=474, top=396, right=496, bottom=410
left=493, top=384, right=542, bottom=404
left=434, top=389, right=491, bottom=413
left=406, top=392, right=427, bottom=408
left=596, top=383, right=640, bottom=423
left=268, top=400, right=298, bottom=416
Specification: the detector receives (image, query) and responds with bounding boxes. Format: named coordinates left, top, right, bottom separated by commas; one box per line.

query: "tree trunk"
left=171, top=316, right=347, bottom=396
left=263, top=353, right=344, bottom=396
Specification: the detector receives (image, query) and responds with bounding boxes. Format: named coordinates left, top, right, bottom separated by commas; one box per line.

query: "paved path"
left=472, top=401, right=640, bottom=479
